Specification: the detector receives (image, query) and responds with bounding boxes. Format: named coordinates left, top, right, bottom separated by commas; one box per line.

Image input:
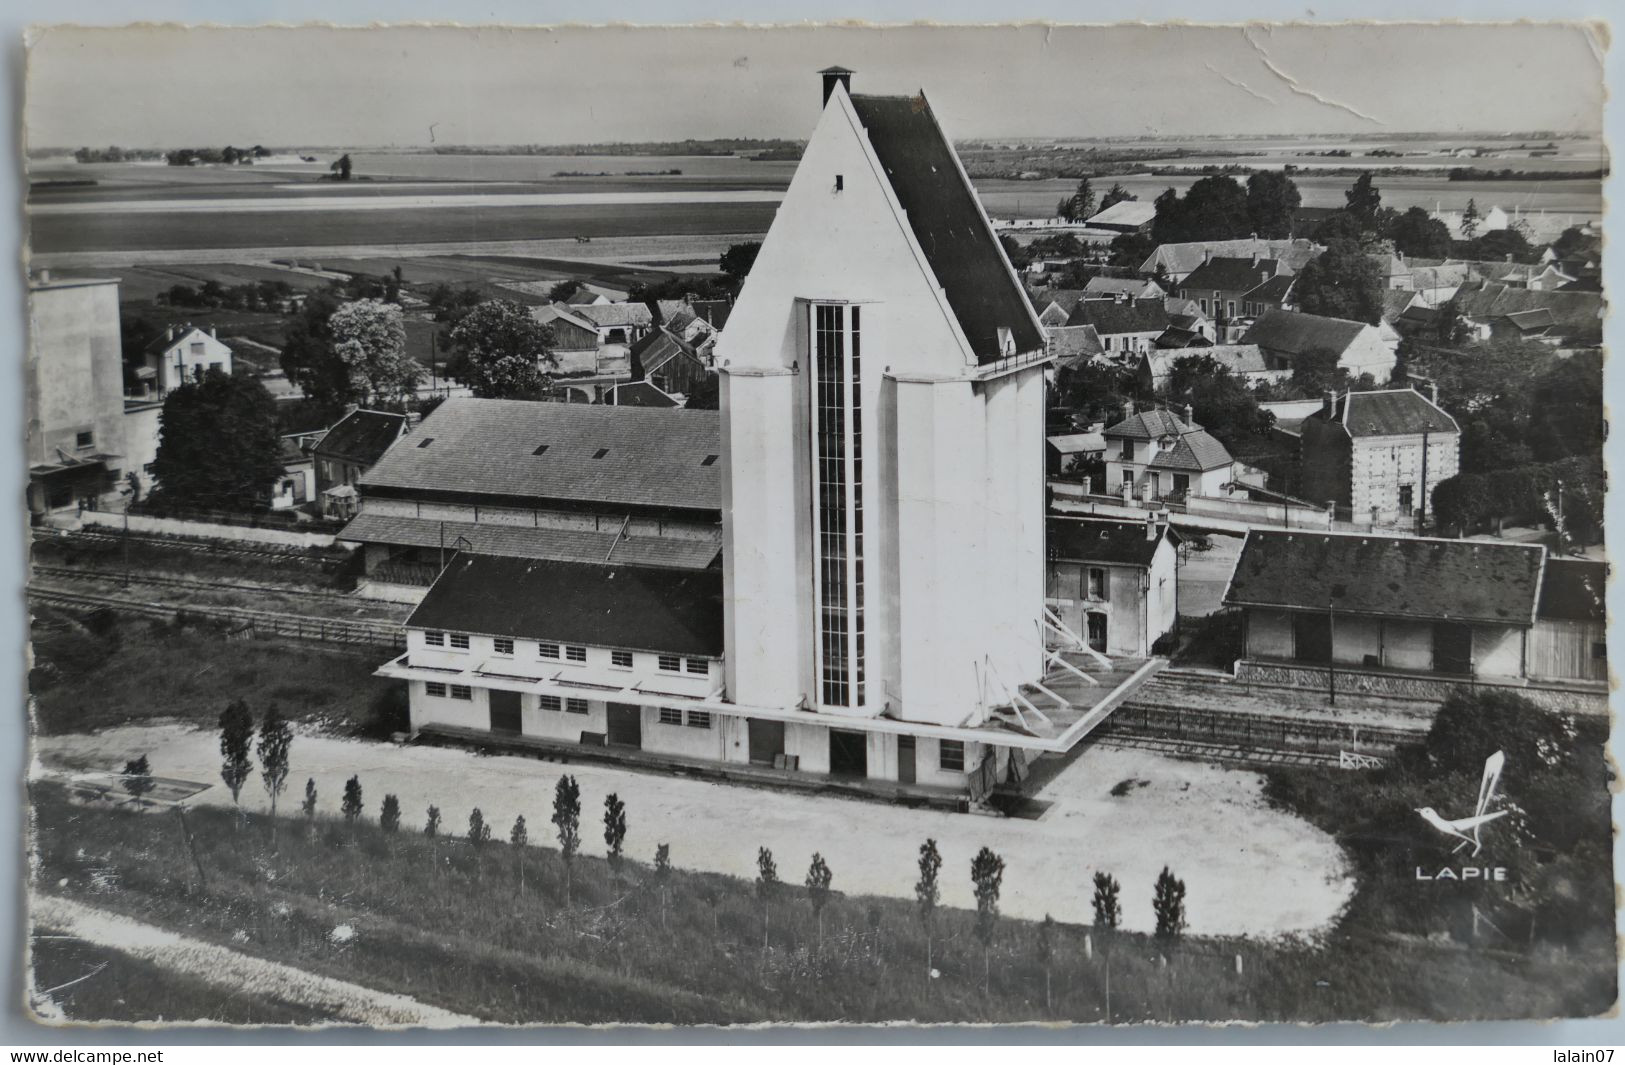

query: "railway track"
left=32, top=527, right=342, bottom=567
left=28, top=585, right=404, bottom=651
left=29, top=563, right=362, bottom=603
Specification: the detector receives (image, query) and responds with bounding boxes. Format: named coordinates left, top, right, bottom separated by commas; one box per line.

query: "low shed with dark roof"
left=1224, top=531, right=1545, bottom=680
left=409, top=554, right=724, bottom=659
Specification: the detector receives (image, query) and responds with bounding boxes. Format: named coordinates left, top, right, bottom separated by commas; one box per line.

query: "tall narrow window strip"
left=809, top=303, right=865, bottom=709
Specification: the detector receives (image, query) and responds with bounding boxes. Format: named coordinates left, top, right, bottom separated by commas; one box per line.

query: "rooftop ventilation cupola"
left=820, top=65, right=854, bottom=105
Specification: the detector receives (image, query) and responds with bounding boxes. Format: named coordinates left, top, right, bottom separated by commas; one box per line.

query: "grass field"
left=29, top=202, right=783, bottom=255
left=30, top=930, right=343, bottom=1025
left=27, top=779, right=1615, bottom=1026
left=29, top=614, right=398, bottom=738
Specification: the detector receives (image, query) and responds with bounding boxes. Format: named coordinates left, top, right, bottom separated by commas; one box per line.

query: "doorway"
left=829, top=729, right=868, bottom=779
left=1293, top=612, right=1333, bottom=663
left=1433, top=622, right=1473, bottom=675
left=897, top=735, right=917, bottom=785
left=748, top=719, right=785, bottom=766
left=606, top=703, right=643, bottom=748
left=489, top=690, right=523, bottom=735
left=1086, top=611, right=1108, bottom=653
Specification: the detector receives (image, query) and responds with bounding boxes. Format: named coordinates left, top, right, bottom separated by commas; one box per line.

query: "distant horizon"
left=25, top=24, right=1606, bottom=149
left=29, top=129, right=1608, bottom=157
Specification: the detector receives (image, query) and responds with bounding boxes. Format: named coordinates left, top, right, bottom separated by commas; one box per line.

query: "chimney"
left=1251, top=252, right=1261, bottom=268
left=1122, top=397, right=1135, bottom=419
left=1428, top=382, right=1439, bottom=405
left=1323, top=389, right=1337, bottom=417
left=36, top=268, right=50, bottom=284
left=820, top=65, right=854, bottom=105
left=1505, top=253, right=1514, bottom=263
left=1146, top=513, right=1157, bottom=541
left=166, top=325, right=175, bottom=341
left=209, top=326, right=217, bottom=338
left=1203, top=249, right=1212, bottom=265
left=1184, top=403, right=1195, bottom=425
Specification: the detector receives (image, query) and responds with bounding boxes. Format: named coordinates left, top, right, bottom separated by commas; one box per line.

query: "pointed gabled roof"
left=846, top=92, right=1045, bottom=361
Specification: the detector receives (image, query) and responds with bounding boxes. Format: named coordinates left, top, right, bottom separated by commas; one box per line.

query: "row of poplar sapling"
left=123, top=700, right=1191, bottom=1000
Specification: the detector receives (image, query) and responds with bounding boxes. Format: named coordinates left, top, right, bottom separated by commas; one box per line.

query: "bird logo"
left=1416, top=750, right=1506, bottom=857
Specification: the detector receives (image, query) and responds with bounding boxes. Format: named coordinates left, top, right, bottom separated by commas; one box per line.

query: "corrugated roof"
left=1049, top=516, right=1175, bottom=566
left=315, top=409, right=408, bottom=465
left=359, top=397, right=721, bottom=513
left=339, top=511, right=720, bottom=569
left=408, top=554, right=723, bottom=657
left=1242, top=309, right=1368, bottom=356
left=1538, top=558, right=1606, bottom=623
left=847, top=92, right=1045, bottom=361
left=1224, top=531, right=1542, bottom=626
left=1084, top=200, right=1157, bottom=228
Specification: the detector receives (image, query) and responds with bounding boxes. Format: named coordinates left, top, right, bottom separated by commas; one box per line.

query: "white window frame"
left=685, top=711, right=713, bottom=730
left=540, top=695, right=562, bottom=712
left=658, top=708, right=683, bottom=726
left=423, top=631, right=445, bottom=647
left=424, top=681, right=447, bottom=697
left=449, top=633, right=470, bottom=651
left=449, top=684, right=472, bottom=701
left=658, top=654, right=682, bottom=672
left=565, top=698, right=589, bottom=715
left=685, top=658, right=708, bottom=675
left=492, top=638, right=514, bottom=656
left=611, top=650, right=634, bottom=669
left=564, top=645, right=587, bottom=664
left=538, top=643, right=560, bottom=659
left=939, top=739, right=966, bottom=772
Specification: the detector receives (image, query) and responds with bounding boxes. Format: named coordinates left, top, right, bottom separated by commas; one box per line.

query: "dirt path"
left=34, top=724, right=1354, bottom=937
left=31, top=894, right=480, bottom=1029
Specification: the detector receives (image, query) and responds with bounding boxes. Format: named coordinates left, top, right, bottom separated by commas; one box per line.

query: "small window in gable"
left=417, top=438, right=434, bottom=448
left=701, top=455, right=718, bottom=467
left=593, top=448, right=610, bottom=459
left=533, top=444, right=549, bottom=456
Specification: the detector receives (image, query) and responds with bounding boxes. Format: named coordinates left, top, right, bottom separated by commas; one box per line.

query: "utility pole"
left=1417, top=429, right=1430, bottom=535
left=1327, top=595, right=1336, bottom=706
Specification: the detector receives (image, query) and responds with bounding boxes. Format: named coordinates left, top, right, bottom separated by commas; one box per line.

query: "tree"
left=1164, top=356, right=1276, bottom=450
left=755, top=846, right=779, bottom=949
left=1293, top=238, right=1384, bottom=324
left=1388, top=206, right=1454, bottom=259
left=1092, top=872, right=1122, bottom=931
left=1153, top=866, right=1187, bottom=941
left=603, top=793, right=627, bottom=874
left=380, top=794, right=401, bottom=833
left=1460, top=198, right=1482, bottom=242
left=328, top=298, right=420, bottom=409
left=548, top=279, right=581, bottom=303
left=999, top=234, right=1033, bottom=271
left=510, top=814, right=529, bottom=894
left=805, top=852, right=834, bottom=947
left=341, top=775, right=363, bottom=825
left=301, top=778, right=318, bottom=827
left=255, top=705, right=292, bottom=820
left=1245, top=171, right=1301, bottom=239
left=279, top=290, right=354, bottom=418
left=218, top=699, right=254, bottom=819
left=684, top=375, right=719, bottom=411
left=424, top=804, right=441, bottom=838
left=1058, top=177, right=1095, bottom=222
left=1152, top=175, right=1249, bottom=244
left=653, top=843, right=672, bottom=929
left=1471, top=227, right=1534, bottom=264
left=1343, top=171, right=1382, bottom=229
left=1099, top=182, right=1135, bottom=211
left=151, top=370, right=284, bottom=511
left=445, top=300, right=556, bottom=400
left=330, top=153, right=352, bottom=181
left=1287, top=346, right=1349, bottom=398
left=467, top=807, right=490, bottom=846
left=553, top=775, right=581, bottom=905
left=718, top=241, right=762, bottom=282
left=915, top=838, right=943, bottom=977
left=1037, top=914, right=1057, bottom=1013
left=970, top=846, right=1006, bottom=992
left=1107, top=231, right=1157, bottom=271
left=122, top=755, right=155, bottom=804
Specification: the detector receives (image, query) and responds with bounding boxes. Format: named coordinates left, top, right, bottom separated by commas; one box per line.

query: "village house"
left=1136, top=345, right=1287, bottom=395
left=1223, top=531, right=1605, bottom=707
left=1242, top=308, right=1399, bottom=383
left=1529, top=558, right=1608, bottom=686
left=26, top=272, right=129, bottom=518
left=627, top=326, right=711, bottom=399
left=1064, top=297, right=1172, bottom=358
left=339, top=398, right=723, bottom=600
left=375, top=67, right=1162, bottom=801
left=132, top=323, right=234, bottom=397
left=1083, top=275, right=1165, bottom=301
left=1046, top=515, right=1179, bottom=657
left=314, top=408, right=411, bottom=520
left=1450, top=280, right=1605, bottom=349
left=1139, top=237, right=1322, bottom=284
left=532, top=303, right=635, bottom=402
left=1102, top=402, right=1234, bottom=503
left=1045, top=426, right=1105, bottom=476
left=1298, top=387, right=1460, bottom=528
left=1174, top=253, right=1289, bottom=339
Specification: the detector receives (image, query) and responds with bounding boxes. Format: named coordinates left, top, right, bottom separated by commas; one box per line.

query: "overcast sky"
left=25, top=22, right=1607, bottom=149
